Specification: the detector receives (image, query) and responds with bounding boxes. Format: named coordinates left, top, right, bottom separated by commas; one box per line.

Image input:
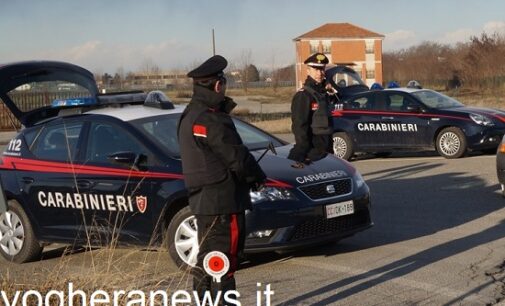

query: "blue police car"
left=330, top=87, right=505, bottom=160
left=0, top=61, right=372, bottom=267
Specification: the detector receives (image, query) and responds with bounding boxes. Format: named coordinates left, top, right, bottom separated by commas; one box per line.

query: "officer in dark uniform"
left=288, top=53, right=333, bottom=167
left=177, top=55, right=266, bottom=301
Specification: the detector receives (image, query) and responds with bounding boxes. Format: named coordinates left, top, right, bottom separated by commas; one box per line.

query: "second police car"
left=0, top=61, right=372, bottom=267
left=326, top=66, right=505, bottom=160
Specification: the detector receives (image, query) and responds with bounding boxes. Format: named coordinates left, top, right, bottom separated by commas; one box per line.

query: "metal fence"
left=0, top=86, right=295, bottom=130
left=106, top=80, right=296, bottom=92
left=0, top=91, right=89, bottom=130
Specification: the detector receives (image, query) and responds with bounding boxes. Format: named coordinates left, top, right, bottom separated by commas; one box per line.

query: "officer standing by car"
left=288, top=53, right=333, bottom=167
left=178, top=55, right=266, bottom=302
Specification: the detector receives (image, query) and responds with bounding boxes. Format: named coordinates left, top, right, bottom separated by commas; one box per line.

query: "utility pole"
left=212, top=28, right=216, bottom=55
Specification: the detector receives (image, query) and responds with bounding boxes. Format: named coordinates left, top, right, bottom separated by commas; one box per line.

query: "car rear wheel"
left=332, top=132, right=353, bottom=160
left=0, top=200, right=43, bottom=263
left=167, top=206, right=198, bottom=268
left=436, top=127, right=467, bottom=159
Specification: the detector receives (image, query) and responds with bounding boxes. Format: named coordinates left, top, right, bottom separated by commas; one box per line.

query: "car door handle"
left=76, top=180, right=93, bottom=189
left=21, top=177, right=34, bottom=184
left=381, top=116, right=395, bottom=120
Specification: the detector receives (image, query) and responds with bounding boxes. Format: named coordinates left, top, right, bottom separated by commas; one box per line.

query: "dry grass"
left=251, top=117, right=291, bottom=134
left=450, top=88, right=505, bottom=109
left=167, top=86, right=295, bottom=105
left=0, top=246, right=192, bottom=305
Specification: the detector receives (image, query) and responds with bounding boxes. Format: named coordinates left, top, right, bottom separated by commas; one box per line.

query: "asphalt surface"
left=0, top=133, right=504, bottom=305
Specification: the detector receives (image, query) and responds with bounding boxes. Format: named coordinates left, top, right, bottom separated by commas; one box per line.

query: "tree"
left=115, top=67, right=125, bottom=89
left=238, top=49, right=252, bottom=93
left=245, top=64, right=260, bottom=82
left=101, top=73, right=113, bottom=88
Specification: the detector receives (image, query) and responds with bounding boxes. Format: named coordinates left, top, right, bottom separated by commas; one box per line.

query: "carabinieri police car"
left=330, top=86, right=505, bottom=160
left=0, top=61, right=372, bottom=267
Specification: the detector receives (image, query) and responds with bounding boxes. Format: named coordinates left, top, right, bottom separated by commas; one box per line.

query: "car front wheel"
left=332, top=132, right=354, bottom=160
left=167, top=206, right=199, bottom=268
left=0, top=200, right=43, bottom=263
left=436, top=127, right=467, bottom=158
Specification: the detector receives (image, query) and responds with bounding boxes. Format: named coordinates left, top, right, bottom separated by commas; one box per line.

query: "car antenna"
left=256, top=142, right=277, bottom=163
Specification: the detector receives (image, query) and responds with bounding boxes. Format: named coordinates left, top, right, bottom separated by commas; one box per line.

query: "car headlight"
left=469, top=113, right=494, bottom=126
left=250, top=187, right=297, bottom=204
left=352, top=171, right=366, bottom=189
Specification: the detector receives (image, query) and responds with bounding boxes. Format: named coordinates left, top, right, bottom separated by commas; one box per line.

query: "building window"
left=322, top=40, right=331, bottom=54
left=309, top=41, right=319, bottom=53
left=365, top=40, right=374, bottom=54
left=366, top=69, right=375, bottom=79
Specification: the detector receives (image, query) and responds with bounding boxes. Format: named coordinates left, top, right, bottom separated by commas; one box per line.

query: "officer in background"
left=178, top=55, right=266, bottom=300
left=288, top=53, right=333, bottom=167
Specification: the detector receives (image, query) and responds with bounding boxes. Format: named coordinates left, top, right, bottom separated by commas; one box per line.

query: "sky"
left=1, top=0, right=505, bottom=74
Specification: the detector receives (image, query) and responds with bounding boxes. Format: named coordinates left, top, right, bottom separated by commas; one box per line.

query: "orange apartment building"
left=293, top=23, right=385, bottom=88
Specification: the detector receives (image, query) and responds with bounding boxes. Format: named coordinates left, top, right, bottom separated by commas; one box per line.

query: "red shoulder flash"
left=311, top=101, right=318, bottom=110
left=193, top=124, right=207, bottom=138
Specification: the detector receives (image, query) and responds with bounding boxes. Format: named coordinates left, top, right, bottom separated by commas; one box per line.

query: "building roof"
left=294, top=23, right=384, bottom=40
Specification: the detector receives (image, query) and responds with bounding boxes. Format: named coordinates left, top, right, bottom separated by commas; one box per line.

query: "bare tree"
left=238, top=49, right=252, bottom=93
left=383, top=31, right=505, bottom=90
left=270, top=52, right=280, bottom=92
left=115, top=66, right=125, bottom=90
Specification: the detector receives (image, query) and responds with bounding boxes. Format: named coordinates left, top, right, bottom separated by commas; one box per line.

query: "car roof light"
left=51, top=97, right=97, bottom=107
left=144, top=90, right=174, bottom=109
left=97, top=91, right=147, bottom=105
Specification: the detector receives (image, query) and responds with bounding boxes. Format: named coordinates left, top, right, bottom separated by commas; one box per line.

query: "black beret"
left=187, top=55, right=228, bottom=79
left=304, top=53, right=329, bottom=67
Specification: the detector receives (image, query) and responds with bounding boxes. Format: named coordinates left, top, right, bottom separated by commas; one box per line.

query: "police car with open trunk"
left=0, top=61, right=372, bottom=267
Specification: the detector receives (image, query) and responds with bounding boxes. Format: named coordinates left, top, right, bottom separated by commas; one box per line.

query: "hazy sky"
left=1, top=0, right=505, bottom=73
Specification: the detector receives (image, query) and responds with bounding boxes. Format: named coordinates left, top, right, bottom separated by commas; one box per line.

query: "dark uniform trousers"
left=192, top=213, right=245, bottom=297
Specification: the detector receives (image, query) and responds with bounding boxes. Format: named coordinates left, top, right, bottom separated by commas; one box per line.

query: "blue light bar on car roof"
left=51, top=97, right=97, bottom=107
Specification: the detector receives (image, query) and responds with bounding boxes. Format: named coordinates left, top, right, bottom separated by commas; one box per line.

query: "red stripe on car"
left=332, top=110, right=472, bottom=121
left=265, top=178, right=292, bottom=188
left=0, top=156, right=183, bottom=179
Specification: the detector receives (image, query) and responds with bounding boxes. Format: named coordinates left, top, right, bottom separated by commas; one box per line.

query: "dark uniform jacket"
left=178, top=85, right=266, bottom=215
left=288, top=76, right=333, bottom=163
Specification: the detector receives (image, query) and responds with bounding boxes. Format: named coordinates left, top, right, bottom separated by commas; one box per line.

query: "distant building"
left=293, top=22, right=385, bottom=88
left=128, top=71, right=191, bottom=88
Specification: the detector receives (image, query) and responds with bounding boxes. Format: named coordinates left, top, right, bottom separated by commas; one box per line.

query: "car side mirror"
left=108, top=152, right=147, bottom=171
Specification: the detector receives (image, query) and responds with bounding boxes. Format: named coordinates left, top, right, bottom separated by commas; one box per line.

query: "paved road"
left=240, top=153, right=505, bottom=305
left=1, top=137, right=504, bottom=305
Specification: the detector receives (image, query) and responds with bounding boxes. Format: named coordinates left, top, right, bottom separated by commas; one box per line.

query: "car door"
left=385, top=91, right=432, bottom=148
left=342, top=92, right=392, bottom=150
left=18, top=119, right=86, bottom=240
left=78, top=118, right=157, bottom=245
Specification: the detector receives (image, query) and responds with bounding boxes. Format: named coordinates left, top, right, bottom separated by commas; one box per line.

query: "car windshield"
left=130, top=114, right=284, bottom=158
left=411, top=90, right=464, bottom=109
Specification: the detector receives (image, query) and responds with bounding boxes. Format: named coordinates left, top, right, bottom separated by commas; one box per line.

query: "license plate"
left=325, top=201, right=354, bottom=219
